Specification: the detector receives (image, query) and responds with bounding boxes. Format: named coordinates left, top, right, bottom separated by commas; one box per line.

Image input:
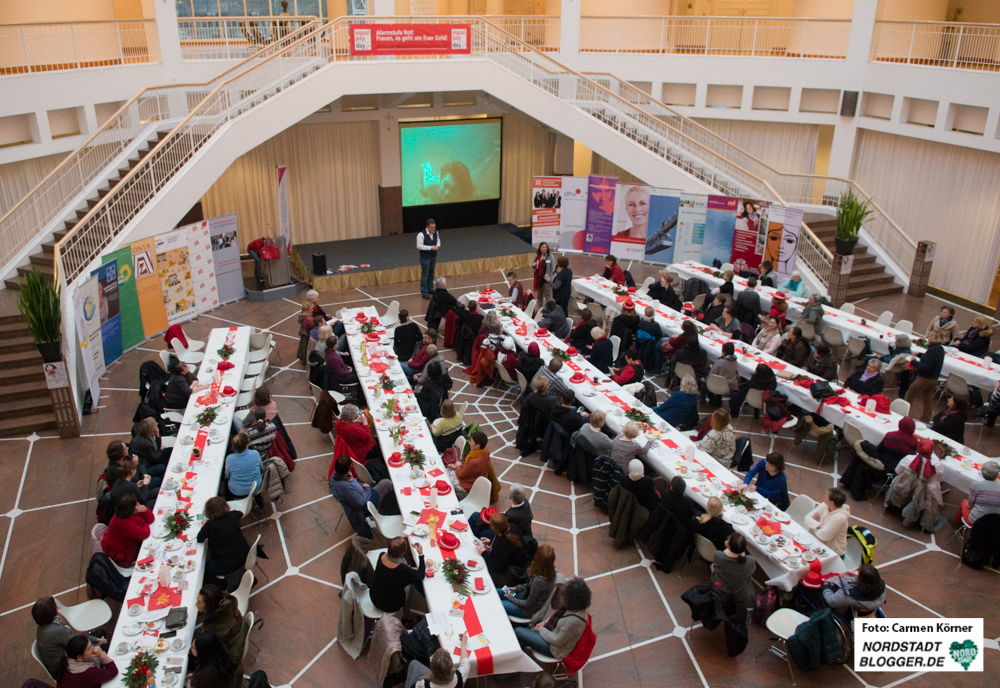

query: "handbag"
left=810, top=381, right=836, bottom=401
left=259, top=236, right=280, bottom=261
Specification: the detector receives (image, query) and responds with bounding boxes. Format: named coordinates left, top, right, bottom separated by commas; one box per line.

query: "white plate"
left=466, top=560, right=484, bottom=572
left=786, top=558, right=800, bottom=568
left=773, top=512, right=791, bottom=523
left=812, top=546, right=828, bottom=556
left=802, top=550, right=816, bottom=561
left=170, top=463, right=185, bottom=473
left=164, top=539, right=182, bottom=551
left=179, top=436, right=195, bottom=446
left=413, top=478, right=431, bottom=489
left=412, top=524, right=429, bottom=537
left=128, top=604, right=144, bottom=616
left=163, top=479, right=179, bottom=491
left=795, top=532, right=814, bottom=546
left=123, top=622, right=143, bottom=636
left=151, top=527, right=169, bottom=539
left=213, top=415, right=230, bottom=425
left=754, top=534, right=769, bottom=545
left=729, top=513, right=750, bottom=525
left=915, top=421, right=928, bottom=430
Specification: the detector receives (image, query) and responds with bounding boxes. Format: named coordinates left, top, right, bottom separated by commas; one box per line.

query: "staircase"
left=4, top=129, right=170, bottom=291
left=0, top=312, right=57, bottom=437
left=808, top=220, right=904, bottom=300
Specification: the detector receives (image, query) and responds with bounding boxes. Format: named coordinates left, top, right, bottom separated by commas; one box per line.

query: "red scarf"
left=908, top=439, right=937, bottom=478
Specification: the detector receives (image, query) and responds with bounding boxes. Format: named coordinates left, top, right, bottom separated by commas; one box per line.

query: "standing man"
left=417, top=219, right=440, bottom=300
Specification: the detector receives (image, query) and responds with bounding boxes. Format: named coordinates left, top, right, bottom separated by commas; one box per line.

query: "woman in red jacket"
left=100, top=494, right=154, bottom=567
left=603, top=255, right=626, bottom=286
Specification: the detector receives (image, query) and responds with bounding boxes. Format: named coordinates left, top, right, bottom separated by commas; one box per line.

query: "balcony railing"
left=871, top=21, right=1000, bottom=72
left=0, top=20, right=160, bottom=76
left=483, top=16, right=559, bottom=52
left=579, top=16, right=850, bottom=58
left=178, top=16, right=317, bottom=60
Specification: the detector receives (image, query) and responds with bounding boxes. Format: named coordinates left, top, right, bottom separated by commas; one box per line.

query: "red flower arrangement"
left=123, top=650, right=158, bottom=688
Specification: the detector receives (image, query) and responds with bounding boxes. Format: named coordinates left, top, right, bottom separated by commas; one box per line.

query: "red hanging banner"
left=348, top=24, right=472, bottom=56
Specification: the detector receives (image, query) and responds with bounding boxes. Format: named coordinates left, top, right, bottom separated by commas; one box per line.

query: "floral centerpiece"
left=164, top=511, right=191, bottom=539
left=123, top=650, right=159, bottom=688
left=381, top=397, right=397, bottom=418
left=403, top=444, right=426, bottom=469
left=388, top=426, right=407, bottom=446
left=360, top=321, right=376, bottom=334
left=550, top=348, right=570, bottom=362
left=725, top=491, right=756, bottom=510
left=934, top=440, right=957, bottom=459
left=623, top=409, right=650, bottom=424
left=379, top=373, right=395, bottom=392
left=194, top=406, right=218, bottom=426
left=612, top=285, right=629, bottom=296
left=499, top=306, right=515, bottom=318
left=441, top=558, right=471, bottom=596
left=217, top=343, right=235, bottom=360
left=912, top=337, right=928, bottom=348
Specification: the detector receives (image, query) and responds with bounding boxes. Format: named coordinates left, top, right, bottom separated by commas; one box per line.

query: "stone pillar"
left=908, top=241, right=935, bottom=298
left=827, top=253, right=853, bottom=308
left=559, top=0, right=580, bottom=57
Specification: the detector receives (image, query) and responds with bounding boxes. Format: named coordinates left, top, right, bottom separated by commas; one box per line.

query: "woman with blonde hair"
left=406, top=635, right=469, bottom=688
left=500, top=544, right=557, bottom=619
left=431, top=398, right=463, bottom=451
left=653, top=375, right=699, bottom=427
left=314, top=323, right=334, bottom=357
left=648, top=268, right=682, bottom=311
left=696, top=409, right=737, bottom=467
left=610, top=421, right=653, bottom=472
left=694, top=495, right=734, bottom=550
left=957, top=315, right=994, bottom=357
left=580, top=410, right=613, bottom=456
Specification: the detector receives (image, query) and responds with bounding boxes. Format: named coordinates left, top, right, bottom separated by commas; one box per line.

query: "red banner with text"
left=349, top=24, right=471, bottom=56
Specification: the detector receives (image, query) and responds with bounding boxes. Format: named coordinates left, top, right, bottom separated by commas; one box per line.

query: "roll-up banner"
left=103, top=247, right=144, bottom=351
left=729, top=198, right=771, bottom=274
left=92, top=260, right=122, bottom=367
left=276, top=165, right=291, bottom=253
left=675, top=194, right=708, bottom=263
left=132, top=237, right=169, bottom=338
left=643, top=188, right=682, bottom=264
left=765, top=205, right=804, bottom=284
left=155, top=230, right=197, bottom=325
left=74, top=274, right=105, bottom=400
left=208, top=213, right=244, bottom=304
left=182, top=220, right=220, bottom=313
left=583, top=174, right=617, bottom=255
left=610, top=183, right=648, bottom=262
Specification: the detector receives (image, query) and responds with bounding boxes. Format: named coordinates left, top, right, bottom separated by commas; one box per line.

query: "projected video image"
left=401, top=120, right=502, bottom=207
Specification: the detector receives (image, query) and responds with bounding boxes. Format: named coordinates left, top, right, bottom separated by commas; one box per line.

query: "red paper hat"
left=356, top=313, right=368, bottom=321
left=535, top=328, right=548, bottom=336
left=623, top=299, right=635, bottom=309
left=389, top=452, right=402, bottom=461
left=222, top=386, right=237, bottom=396
left=567, top=346, right=578, bottom=356
left=801, top=571, right=823, bottom=589
left=436, top=480, right=450, bottom=492
left=627, top=286, right=636, bottom=293
left=683, top=302, right=693, bottom=310
left=439, top=532, right=460, bottom=549
left=365, top=333, right=380, bottom=341
left=569, top=372, right=586, bottom=383
left=772, top=291, right=787, bottom=301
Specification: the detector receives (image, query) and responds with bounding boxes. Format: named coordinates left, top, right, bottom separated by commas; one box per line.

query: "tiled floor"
left=3, top=254, right=1000, bottom=688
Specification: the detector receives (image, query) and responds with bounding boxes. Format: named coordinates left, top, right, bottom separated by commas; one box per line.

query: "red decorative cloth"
left=444, top=310, right=458, bottom=348
left=164, top=324, right=188, bottom=350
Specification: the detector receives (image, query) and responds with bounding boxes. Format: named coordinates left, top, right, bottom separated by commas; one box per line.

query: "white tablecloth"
left=341, top=306, right=538, bottom=678
left=670, top=261, right=1000, bottom=391
left=574, top=275, right=989, bottom=497
left=463, top=290, right=845, bottom=591
left=106, top=327, right=252, bottom=688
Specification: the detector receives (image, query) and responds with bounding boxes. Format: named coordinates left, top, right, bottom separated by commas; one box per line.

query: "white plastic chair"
left=249, top=332, right=270, bottom=351
left=233, top=570, right=254, bottom=616
left=240, top=376, right=256, bottom=392
left=247, top=346, right=270, bottom=364
left=158, top=350, right=172, bottom=372
left=515, top=369, right=528, bottom=394
left=533, top=305, right=545, bottom=323
left=523, top=299, right=536, bottom=318
left=694, top=534, right=716, bottom=563
left=227, top=481, right=257, bottom=517
left=890, top=398, right=910, bottom=416
left=243, top=534, right=263, bottom=581
left=367, top=548, right=388, bottom=572
left=32, top=641, right=57, bottom=681
left=609, top=335, right=621, bottom=363
left=55, top=598, right=112, bottom=632
left=458, top=476, right=492, bottom=514
left=495, top=361, right=518, bottom=389
left=453, top=435, right=466, bottom=458
left=180, top=327, right=205, bottom=351
left=172, top=337, right=205, bottom=364
left=706, top=374, right=731, bottom=408
left=235, top=390, right=254, bottom=410
left=876, top=310, right=893, bottom=326
left=586, top=302, right=604, bottom=322
left=636, top=276, right=654, bottom=296
left=839, top=302, right=855, bottom=315
left=842, top=536, right=865, bottom=570
left=367, top=501, right=405, bottom=538
left=351, top=459, right=374, bottom=485
left=786, top=494, right=816, bottom=528
left=240, top=611, right=255, bottom=664
left=160, top=435, right=176, bottom=449
left=382, top=301, right=400, bottom=329
left=458, top=402, right=469, bottom=418
left=895, top=319, right=913, bottom=335
left=755, top=608, right=810, bottom=683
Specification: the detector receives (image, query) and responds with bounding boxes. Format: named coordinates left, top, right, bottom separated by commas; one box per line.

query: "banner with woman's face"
left=610, top=184, right=651, bottom=261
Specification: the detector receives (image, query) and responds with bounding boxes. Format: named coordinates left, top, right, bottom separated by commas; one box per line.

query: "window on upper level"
left=175, top=0, right=327, bottom=18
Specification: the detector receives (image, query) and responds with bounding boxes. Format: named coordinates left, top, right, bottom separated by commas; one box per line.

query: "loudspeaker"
left=312, top=253, right=327, bottom=275
left=841, top=91, right=858, bottom=117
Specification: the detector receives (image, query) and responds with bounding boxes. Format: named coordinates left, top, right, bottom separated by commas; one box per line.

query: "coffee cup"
left=117, top=641, right=129, bottom=654
left=168, top=554, right=181, bottom=566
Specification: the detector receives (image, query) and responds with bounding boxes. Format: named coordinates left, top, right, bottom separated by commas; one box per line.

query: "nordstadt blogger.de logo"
left=854, top=618, right=983, bottom=672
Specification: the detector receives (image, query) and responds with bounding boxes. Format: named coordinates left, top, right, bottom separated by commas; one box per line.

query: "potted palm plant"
left=835, top=189, right=874, bottom=255
left=16, top=268, right=62, bottom=363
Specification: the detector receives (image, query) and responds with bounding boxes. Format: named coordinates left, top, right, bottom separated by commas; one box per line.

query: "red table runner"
left=438, top=541, right=494, bottom=675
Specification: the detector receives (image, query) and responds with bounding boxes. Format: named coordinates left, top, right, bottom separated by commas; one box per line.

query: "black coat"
left=425, top=288, right=458, bottom=331
left=674, top=345, right=710, bottom=377
left=416, top=374, right=452, bottom=421
left=393, top=321, right=423, bottom=360
left=610, top=314, right=641, bottom=352
left=592, top=455, right=624, bottom=512
left=551, top=405, right=586, bottom=435
left=551, top=267, right=573, bottom=303
left=648, top=282, right=682, bottom=311
left=568, top=322, right=596, bottom=352
left=515, top=393, right=555, bottom=456
left=931, top=410, right=966, bottom=443
left=589, top=338, right=614, bottom=373
left=694, top=517, right=734, bottom=551
left=845, top=369, right=885, bottom=396
left=787, top=608, right=845, bottom=671
left=681, top=583, right=749, bottom=657
left=640, top=505, right=692, bottom=572
left=540, top=421, right=571, bottom=475
left=566, top=432, right=598, bottom=485
left=517, top=352, right=544, bottom=382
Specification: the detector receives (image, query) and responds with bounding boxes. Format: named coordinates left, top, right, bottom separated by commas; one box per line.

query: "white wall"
left=876, top=0, right=949, bottom=22
left=0, top=0, right=117, bottom=24
left=948, top=0, right=1000, bottom=23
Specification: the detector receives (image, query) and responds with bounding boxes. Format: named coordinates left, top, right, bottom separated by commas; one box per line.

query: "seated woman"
left=186, top=632, right=238, bottom=688
left=931, top=395, right=968, bottom=444
left=405, top=637, right=469, bottom=688
left=659, top=476, right=696, bottom=525
left=845, top=359, right=885, bottom=396
left=694, top=496, right=734, bottom=550
left=430, top=398, right=463, bottom=452
left=371, top=536, right=425, bottom=614
left=328, top=456, right=394, bottom=539
left=751, top=315, right=782, bottom=356
left=500, top=544, right=557, bottom=620
left=620, top=459, right=659, bottom=512
left=696, top=409, right=737, bottom=468
left=805, top=343, right=839, bottom=382
left=957, top=316, right=993, bottom=357
left=603, top=254, right=626, bottom=285
left=324, top=336, right=358, bottom=385
left=741, top=452, right=788, bottom=509
left=196, top=585, right=247, bottom=668
left=452, top=432, right=492, bottom=500
left=711, top=533, right=757, bottom=608
left=610, top=421, right=653, bottom=473
left=243, top=408, right=277, bottom=458
left=514, top=577, right=591, bottom=659
left=33, top=597, right=106, bottom=682
left=100, top=494, right=153, bottom=567
left=805, top=487, right=852, bottom=556
left=334, top=403, right=384, bottom=469
left=653, top=375, right=699, bottom=427
left=568, top=310, right=595, bottom=352
left=110, top=461, right=155, bottom=510
left=579, top=410, right=614, bottom=458
left=822, top=563, right=886, bottom=615
left=224, top=433, right=263, bottom=501
left=470, top=483, right=533, bottom=540
left=496, top=336, right=519, bottom=381
left=480, top=512, right=523, bottom=586
left=886, top=438, right=945, bottom=531
left=417, top=361, right=453, bottom=422
left=57, top=636, right=117, bottom=688
left=518, top=341, right=545, bottom=381
left=131, top=417, right=171, bottom=468
left=647, top=269, right=682, bottom=311
left=197, top=497, right=250, bottom=582
left=313, top=323, right=334, bottom=357
left=515, top=377, right=557, bottom=457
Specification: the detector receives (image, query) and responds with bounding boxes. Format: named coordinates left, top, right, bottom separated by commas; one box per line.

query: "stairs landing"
left=0, top=310, right=57, bottom=438
left=808, top=220, right=905, bottom=302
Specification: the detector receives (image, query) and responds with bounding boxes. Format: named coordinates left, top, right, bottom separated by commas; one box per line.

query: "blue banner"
left=92, top=260, right=123, bottom=367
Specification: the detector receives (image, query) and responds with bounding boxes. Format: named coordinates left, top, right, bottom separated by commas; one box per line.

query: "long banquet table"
left=339, top=306, right=539, bottom=677
left=460, top=289, right=846, bottom=591
left=574, top=275, right=990, bottom=496
left=106, top=326, right=251, bottom=687
left=670, top=260, right=1000, bottom=391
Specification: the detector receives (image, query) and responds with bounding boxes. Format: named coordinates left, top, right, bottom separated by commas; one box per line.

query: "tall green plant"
left=836, top=189, right=874, bottom=241
left=16, top=268, right=61, bottom=344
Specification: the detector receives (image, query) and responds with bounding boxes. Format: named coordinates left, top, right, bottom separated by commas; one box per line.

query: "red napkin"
left=369, top=361, right=389, bottom=374
left=756, top=516, right=782, bottom=536
left=417, top=508, right=448, bottom=526
left=662, top=439, right=679, bottom=449
left=197, top=394, right=218, bottom=406
left=136, top=556, right=154, bottom=567
left=185, top=549, right=197, bottom=556
left=450, top=521, right=469, bottom=531
left=427, top=468, right=444, bottom=478
left=475, top=578, right=485, bottom=591
left=127, top=596, right=145, bottom=609
left=217, top=361, right=234, bottom=372
left=400, top=487, right=411, bottom=496
left=147, top=586, right=182, bottom=611
left=467, top=560, right=478, bottom=568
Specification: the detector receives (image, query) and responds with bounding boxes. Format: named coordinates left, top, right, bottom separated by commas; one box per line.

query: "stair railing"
left=0, top=18, right=319, bottom=276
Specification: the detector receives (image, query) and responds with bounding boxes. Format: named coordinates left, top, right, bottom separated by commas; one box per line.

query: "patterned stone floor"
left=2, top=254, right=999, bottom=688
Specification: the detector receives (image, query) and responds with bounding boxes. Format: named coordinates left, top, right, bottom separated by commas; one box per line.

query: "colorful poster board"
left=74, top=274, right=105, bottom=399
left=610, top=183, right=650, bottom=262
left=530, top=176, right=563, bottom=246
left=103, top=247, right=144, bottom=351
left=91, top=260, right=122, bottom=367
left=643, top=188, right=682, bottom=264
left=182, top=220, right=220, bottom=314
left=764, top=205, right=804, bottom=283
left=208, top=213, right=244, bottom=304
left=583, top=175, right=617, bottom=255
left=349, top=24, right=471, bottom=56
left=729, top=199, right=771, bottom=274
left=675, top=194, right=708, bottom=263
left=155, top=230, right=197, bottom=325
left=131, top=237, right=169, bottom=337
left=277, top=165, right=291, bottom=253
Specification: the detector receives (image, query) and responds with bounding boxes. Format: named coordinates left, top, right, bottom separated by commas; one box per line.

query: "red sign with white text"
left=349, top=24, right=471, bottom=56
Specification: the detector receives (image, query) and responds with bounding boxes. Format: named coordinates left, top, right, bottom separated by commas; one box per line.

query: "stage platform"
left=290, top=224, right=535, bottom=292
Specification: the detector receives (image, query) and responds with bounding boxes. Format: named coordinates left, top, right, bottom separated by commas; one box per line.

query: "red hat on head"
left=772, top=291, right=787, bottom=301
left=623, top=299, right=635, bottom=309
